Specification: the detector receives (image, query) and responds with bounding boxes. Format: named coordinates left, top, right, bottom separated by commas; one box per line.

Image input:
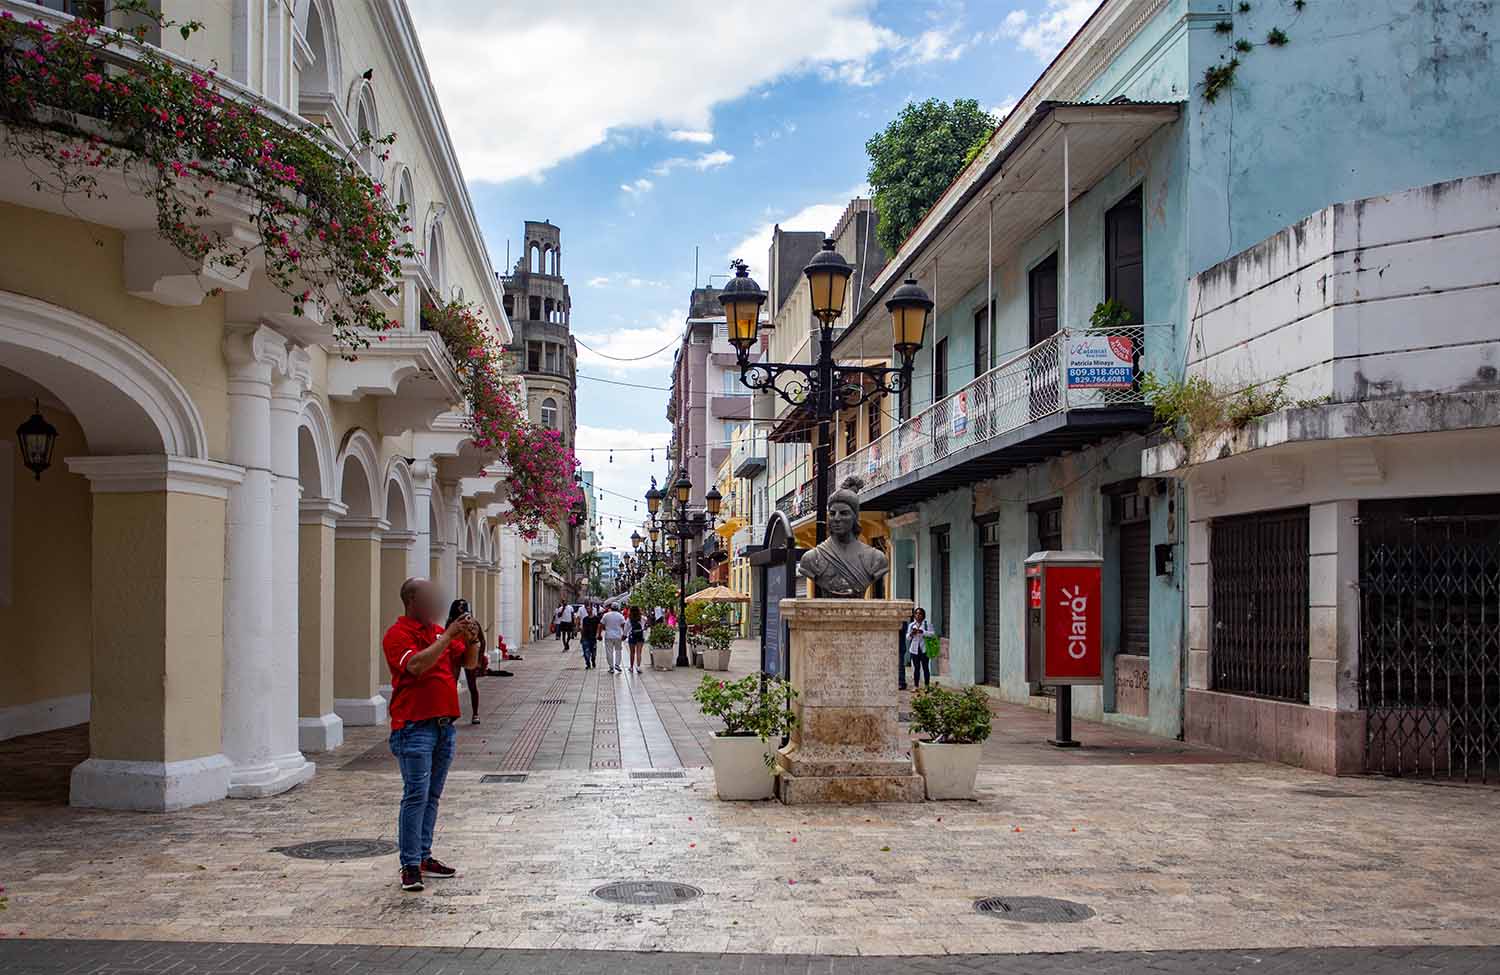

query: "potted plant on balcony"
left=909, top=685, right=992, bottom=800
left=693, top=673, right=797, bottom=800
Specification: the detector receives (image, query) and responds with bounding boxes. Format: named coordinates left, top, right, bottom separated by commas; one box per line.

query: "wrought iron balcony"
left=834, top=326, right=1158, bottom=509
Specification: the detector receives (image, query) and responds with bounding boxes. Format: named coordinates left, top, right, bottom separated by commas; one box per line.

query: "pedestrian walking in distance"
left=383, top=577, right=479, bottom=892
left=601, top=602, right=627, bottom=674
left=627, top=605, right=646, bottom=673
left=552, top=605, right=563, bottom=642
left=446, top=598, right=486, bottom=725
left=558, top=601, right=576, bottom=652
left=579, top=603, right=601, bottom=670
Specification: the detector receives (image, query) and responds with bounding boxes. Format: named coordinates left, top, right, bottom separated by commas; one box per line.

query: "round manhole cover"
left=591, top=880, right=703, bottom=905
left=274, top=839, right=397, bottom=860
left=974, top=896, right=1095, bottom=923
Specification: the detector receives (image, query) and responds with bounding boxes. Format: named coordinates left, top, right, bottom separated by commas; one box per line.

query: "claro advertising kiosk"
left=1024, top=550, right=1104, bottom=748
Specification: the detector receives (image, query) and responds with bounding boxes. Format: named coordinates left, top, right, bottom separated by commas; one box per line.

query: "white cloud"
left=1000, top=0, right=1100, bottom=61
left=576, top=423, right=673, bottom=553
left=586, top=275, right=612, bottom=288
left=408, top=0, right=899, bottom=183
left=667, top=129, right=714, bottom=143
left=727, top=187, right=867, bottom=269
left=620, top=177, right=654, bottom=195
left=899, top=24, right=969, bottom=66
left=988, top=94, right=1020, bottom=120
left=573, top=311, right=682, bottom=374
left=648, top=149, right=735, bottom=177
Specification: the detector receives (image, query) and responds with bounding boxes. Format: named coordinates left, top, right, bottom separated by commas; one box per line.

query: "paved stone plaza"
left=4, top=641, right=1499, bottom=971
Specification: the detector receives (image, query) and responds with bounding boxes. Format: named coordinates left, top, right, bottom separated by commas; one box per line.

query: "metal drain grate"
left=481, top=773, right=528, bottom=784
left=591, top=880, right=703, bottom=905
left=629, top=770, right=686, bottom=780
left=974, top=896, right=1095, bottom=923
left=273, top=839, right=396, bottom=860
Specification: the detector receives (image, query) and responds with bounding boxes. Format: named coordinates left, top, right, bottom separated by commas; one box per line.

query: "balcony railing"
left=835, top=326, right=1154, bottom=494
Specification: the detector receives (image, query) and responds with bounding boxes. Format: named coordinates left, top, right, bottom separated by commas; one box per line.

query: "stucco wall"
left=1185, top=0, right=1500, bottom=279
left=0, top=205, right=230, bottom=460
left=0, top=401, right=92, bottom=714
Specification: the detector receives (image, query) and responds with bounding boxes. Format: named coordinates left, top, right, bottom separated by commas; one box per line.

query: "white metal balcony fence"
left=835, top=326, right=1153, bottom=494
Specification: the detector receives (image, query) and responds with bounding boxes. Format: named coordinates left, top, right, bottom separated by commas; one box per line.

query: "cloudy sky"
left=406, top=0, right=1099, bottom=549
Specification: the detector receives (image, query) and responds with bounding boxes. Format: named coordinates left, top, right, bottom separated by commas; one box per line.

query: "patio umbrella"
left=685, top=585, right=749, bottom=603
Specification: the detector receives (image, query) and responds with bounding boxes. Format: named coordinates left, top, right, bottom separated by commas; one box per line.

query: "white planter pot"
left=913, top=741, right=982, bottom=800
left=702, top=647, right=732, bottom=671
left=649, top=646, right=676, bottom=670
left=707, top=733, right=775, bottom=800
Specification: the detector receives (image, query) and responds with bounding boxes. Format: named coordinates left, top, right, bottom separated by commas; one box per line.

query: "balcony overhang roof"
left=766, top=401, right=817, bottom=444
left=838, top=100, right=1182, bottom=354
left=858, top=406, right=1153, bottom=512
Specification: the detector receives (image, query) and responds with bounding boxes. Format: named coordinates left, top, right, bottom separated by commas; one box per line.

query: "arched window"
left=353, top=85, right=377, bottom=173
left=427, top=220, right=445, bottom=294
left=541, top=398, right=558, bottom=429
left=529, top=243, right=540, bottom=273
left=296, top=1, right=341, bottom=119
left=396, top=169, right=414, bottom=246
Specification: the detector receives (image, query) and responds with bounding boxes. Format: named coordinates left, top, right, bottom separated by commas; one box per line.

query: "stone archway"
left=331, top=429, right=388, bottom=727
left=0, top=291, right=237, bottom=811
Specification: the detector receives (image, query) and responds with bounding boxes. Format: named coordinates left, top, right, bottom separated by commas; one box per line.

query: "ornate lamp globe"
left=673, top=472, right=692, bottom=505
left=705, top=486, right=723, bottom=516
left=885, top=277, right=934, bottom=363
left=803, top=236, right=854, bottom=325
left=645, top=484, right=661, bottom=516
left=15, top=399, right=59, bottom=481
left=630, top=530, right=642, bottom=550
left=718, top=260, right=768, bottom=352
left=648, top=524, right=660, bottom=545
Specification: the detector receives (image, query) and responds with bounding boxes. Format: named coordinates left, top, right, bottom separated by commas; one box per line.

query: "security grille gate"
left=1210, top=507, right=1309, bottom=702
left=1359, top=496, right=1500, bottom=782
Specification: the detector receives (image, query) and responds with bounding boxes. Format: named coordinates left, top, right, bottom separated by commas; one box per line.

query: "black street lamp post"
left=644, top=474, right=721, bottom=666
left=720, top=240, right=933, bottom=542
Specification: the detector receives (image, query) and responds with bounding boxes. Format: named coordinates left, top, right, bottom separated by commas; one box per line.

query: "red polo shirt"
left=382, top=615, right=463, bottom=730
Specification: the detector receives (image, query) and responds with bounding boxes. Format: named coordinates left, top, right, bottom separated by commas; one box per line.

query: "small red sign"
left=1043, top=565, right=1102, bottom=682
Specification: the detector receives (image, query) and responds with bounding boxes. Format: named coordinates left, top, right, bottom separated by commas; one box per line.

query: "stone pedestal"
left=776, top=598, right=923, bottom=804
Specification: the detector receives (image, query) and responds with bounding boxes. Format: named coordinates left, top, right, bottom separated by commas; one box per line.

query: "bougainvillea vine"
left=425, top=300, right=582, bottom=539
left=0, top=4, right=414, bottom=350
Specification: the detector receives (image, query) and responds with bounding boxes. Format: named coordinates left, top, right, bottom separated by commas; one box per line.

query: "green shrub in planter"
left=647, top=622, right=675, bottom=650
left=909, top=685, right=992, bottom=744
left=693, top=673, right=797, bottom=740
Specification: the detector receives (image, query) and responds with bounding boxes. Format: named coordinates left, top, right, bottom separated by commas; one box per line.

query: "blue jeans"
left=911, top=651, right=932, bottom=687
left=389, top=719, right=456, bottom=868
left=580, top=636, right=597, bottom=667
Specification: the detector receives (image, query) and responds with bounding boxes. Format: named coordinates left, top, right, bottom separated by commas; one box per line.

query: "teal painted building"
left=835, top=0, right=1500, bottom=742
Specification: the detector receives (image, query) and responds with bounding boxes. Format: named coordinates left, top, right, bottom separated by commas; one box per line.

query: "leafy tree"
left=865, top=98, right=997, bottom=254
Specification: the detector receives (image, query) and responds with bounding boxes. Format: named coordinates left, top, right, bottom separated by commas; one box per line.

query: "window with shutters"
left=980, top=518, right=1001, bottom=686
left=868, top=394, right=882, bottom=442
left=934, top=338, right=949, bottom=401
left=932, top=526, right=951, bottom=638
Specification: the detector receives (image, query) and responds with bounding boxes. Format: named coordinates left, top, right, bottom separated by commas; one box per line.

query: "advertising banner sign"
left=1066, top=334, right=1135, bottom=389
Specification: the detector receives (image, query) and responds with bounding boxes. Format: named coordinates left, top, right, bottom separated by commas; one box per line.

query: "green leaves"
left=865, top=98, right=997, bottom=255
left=693, top=673, right=797, bottom=740
left=909, top=685, right=992, bottom=744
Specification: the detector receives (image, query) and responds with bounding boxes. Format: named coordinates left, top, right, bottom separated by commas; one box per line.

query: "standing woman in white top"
left=906, top=607, right=934, bottom=688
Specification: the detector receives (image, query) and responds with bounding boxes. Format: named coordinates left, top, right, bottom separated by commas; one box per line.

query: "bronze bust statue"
left=797, top=476, right=889, bottom=598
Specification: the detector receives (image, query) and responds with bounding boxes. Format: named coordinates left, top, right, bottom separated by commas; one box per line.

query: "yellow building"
left=0, top=1, right=527, bottom=810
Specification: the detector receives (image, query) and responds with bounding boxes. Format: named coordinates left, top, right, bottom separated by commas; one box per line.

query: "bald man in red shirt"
left=383, top=577, right=478, bottom=892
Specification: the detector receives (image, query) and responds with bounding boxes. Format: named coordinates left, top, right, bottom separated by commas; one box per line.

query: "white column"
left=409, top=460, right=435, bottom=579
left=437, top=478, right=462, bottom=601
left=222, top=324, right=311, bottom=799
left=268, top=348, right=316, bottom=781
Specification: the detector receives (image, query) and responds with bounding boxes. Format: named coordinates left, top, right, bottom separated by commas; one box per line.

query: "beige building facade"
left=0, top=0, right=523, bottom=810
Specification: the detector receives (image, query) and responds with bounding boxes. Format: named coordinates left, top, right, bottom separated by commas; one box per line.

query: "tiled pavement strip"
left=2, top=639, right=1500, bottom=971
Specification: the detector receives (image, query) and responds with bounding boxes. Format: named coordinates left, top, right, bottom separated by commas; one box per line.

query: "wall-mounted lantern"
left=16, top=399, right=59, bottom=481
